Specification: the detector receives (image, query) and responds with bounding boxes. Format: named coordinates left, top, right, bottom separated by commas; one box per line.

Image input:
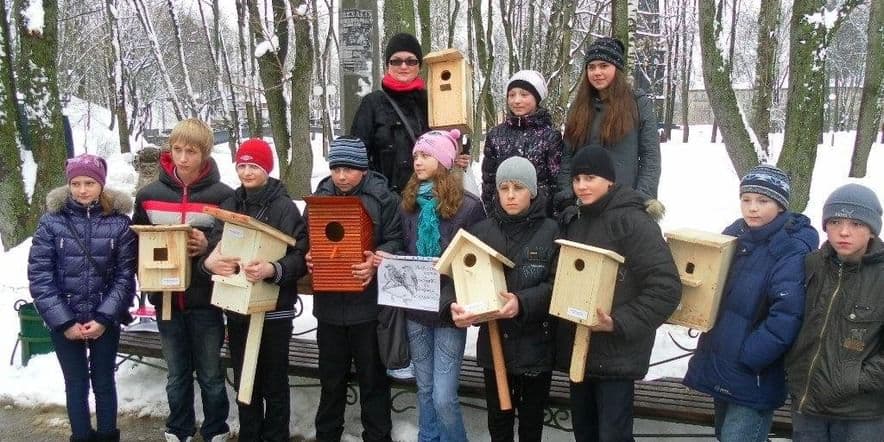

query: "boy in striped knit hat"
left=306, top=136, right=405, bottom=441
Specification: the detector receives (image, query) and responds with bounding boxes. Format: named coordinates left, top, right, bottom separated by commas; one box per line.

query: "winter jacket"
left=466, top=194, right=559, bottom=374
left=28, top=186, right=137, bottom=332
left=350, top=87, right=430, bottom=193
left=401, top=191, right=486, bottom=327
left=132, top=151, right=234, bottom=311
left=785, top=238, right=884, bottom=419
left=683, top=212, right=818, bottom=411
left=309, top=171, right=405, bottom=325
left=554, top=184, right=681, bottom=380
left=481, top=108, right=563, bottom=212
left=556, top=91, right=661, bottom=205
left=202, top=178, right=309, bottom=318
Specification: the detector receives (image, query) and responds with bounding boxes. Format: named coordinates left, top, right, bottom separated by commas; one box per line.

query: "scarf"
left=382, top=73, right=426, bottom=93
left=415, top=181, right=442, bottom=257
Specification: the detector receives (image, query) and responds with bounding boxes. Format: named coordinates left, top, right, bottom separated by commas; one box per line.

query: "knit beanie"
left=570, top=147, right=616, bottom=183
left=385, top=33, right=422, bottom=64
left=235, top=138, right=274, bottom=174
left=328, top=136, right=369, bottom=170
left=496, top=156, right=538, bottom=198
left=413, top=129, right=461, bottom=170
left=739, top=164, right=790, bottom=210
left=584, top=37, right=626, bottom=71
left=506, top=70, right=547, bottom=104
left=66, top=154, right=107, bottom=187
left=822, top=183, right=882, bottom=236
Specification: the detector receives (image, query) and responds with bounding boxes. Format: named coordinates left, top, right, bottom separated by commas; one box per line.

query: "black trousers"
left=315, top=321, right=392, bottom=442
left=570, top=378, right=635, bottom=442
left=227, top=316, right=292, bottom=442
left=483, top=368, right=553, bottom=442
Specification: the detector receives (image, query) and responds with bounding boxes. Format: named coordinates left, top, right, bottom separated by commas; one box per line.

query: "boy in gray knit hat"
left=785, top=183, right=884, bottom=439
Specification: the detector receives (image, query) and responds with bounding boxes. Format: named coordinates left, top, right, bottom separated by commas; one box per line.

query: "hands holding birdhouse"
left=450, top=291, right=521, bottom=328
left=186, top=228, right=209, bottom=257
left=204, top=245, right=240, bottom=277
left=352, top=250, right=377, bottom=287
left=591, top=308, right=614, bottom=332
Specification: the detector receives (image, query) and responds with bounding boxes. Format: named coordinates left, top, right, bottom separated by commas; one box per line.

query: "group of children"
left=25, top=33, right=884, bottom=442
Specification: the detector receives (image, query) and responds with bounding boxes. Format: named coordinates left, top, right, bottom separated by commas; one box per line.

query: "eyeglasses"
left=388, top=58, right=420, bottom=67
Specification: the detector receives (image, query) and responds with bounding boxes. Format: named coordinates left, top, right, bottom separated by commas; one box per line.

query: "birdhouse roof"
left=423, top=48, right=465, bottom=64
left=435, top=228, right=515, bottom=274
left=203, top=206, right=296, bottom=246
left=130, top=224, right=192, bottom=233
left=304, top=195, right=367, bottom=213
left=664, top=228, right=737, bottom=248
left=554, top=239, right=625, bottom=263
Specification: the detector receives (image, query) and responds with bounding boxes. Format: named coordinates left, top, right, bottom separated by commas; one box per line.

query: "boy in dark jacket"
left=556, top=147, right=682, bottom=442
left=307, top=137, right=404, bottom=442
left=451, top=156, right=559, bottom=441
left=785, top=184, right=884, bottom=441
left=684, top=164, right=818, bottom=442
left=131, top=118, right=233, bottom=442
left=202, top=139, right=308, bottom=442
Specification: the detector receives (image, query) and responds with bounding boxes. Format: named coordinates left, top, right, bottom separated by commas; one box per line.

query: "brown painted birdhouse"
left=130, top=224, right=193, bottom=292
left=665, top=228, right=737, bottom=332
left=424, top=48, right=474, bottom=134
left=435, top=229, right=515, bottom=323
left=549, top=239, right=625, bottom=327
left=305, top=196, right=374, bottom=293
left=203, top=207, right=296, bottom=315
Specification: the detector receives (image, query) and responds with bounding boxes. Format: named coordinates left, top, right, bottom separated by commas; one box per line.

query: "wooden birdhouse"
left=203, top=207, right=296, bottom=315
left=664, top=228, right=737, bottom=332
left=424, top=48, right=474, bottom=134
left=130, top=224, right=193, bottom=292
left=305, top=196, right=374, bottom=293
left=435, top=229, right=515, bottom=323
left=549, top=239, right=625, bottom=327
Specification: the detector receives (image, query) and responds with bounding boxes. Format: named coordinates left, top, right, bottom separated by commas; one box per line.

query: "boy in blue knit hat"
left=786, top=183, right=884, bottom=441
left=684, top=164, right=819, bottom=442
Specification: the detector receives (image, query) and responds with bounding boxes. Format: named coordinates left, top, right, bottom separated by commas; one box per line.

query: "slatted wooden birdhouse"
left=435, top=229, right=515, bottom=323
left=305, top=196, right=374, bottom=293
left=424, top=48, right=474, bottom=134
left=664, top=228, right=737, bottom=332
left=203, top=207, right=296, bottom=315
left=130, top=224, right=192, bottom=292
left=549, top=239, right=625, bottom=327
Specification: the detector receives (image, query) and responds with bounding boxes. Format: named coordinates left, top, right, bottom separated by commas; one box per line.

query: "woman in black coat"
left=449, top=156, right=558, bottom=441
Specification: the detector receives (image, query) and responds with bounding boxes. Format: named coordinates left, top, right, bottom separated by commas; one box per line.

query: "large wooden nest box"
left=424, top=48, right=474, bottom=134
left=664, top=228, right=737, bottom=332
left=305, top=196, right=374, bottom=293
left=550, top=239, right=625, bottom=327
left=435, top=229, right=515, bottom=323
left=130, top=224, right=193, bottom=292
left=203, top=207, right=296, bottom=315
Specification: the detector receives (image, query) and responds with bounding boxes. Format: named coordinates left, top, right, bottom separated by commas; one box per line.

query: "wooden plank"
left=203, top=206, right=296, bottom=246
left=237, top=312, right=265, bottom=404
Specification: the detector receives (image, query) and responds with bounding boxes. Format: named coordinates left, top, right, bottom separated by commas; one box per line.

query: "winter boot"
left=94, top=429, right=120, bottom=442
left=69, top=430, right=96, bottom=442
left=207, top=432, right=230, bottom=442
left=163, top=432, right=193, bottom=442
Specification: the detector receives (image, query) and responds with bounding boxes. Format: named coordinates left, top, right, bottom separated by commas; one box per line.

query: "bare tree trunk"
left=197, top=0, right=238, bottom=158
left=418, top=0, right=430, bottom=52
left=0, top=0, right=31, bottom=250
left=236, top=0, right=260, bottom=137
left=750, top=0, right=779, bottom=153
left=132, top=0, right=186, bottom=120
left=384, top=0, right=415, bottom=41
left=288, top=2, right=314, bottom=197
left=849, top=0, right=883, bottom=177
left=105, top=0, right=130, bottom=154
left=310, top=0, right=333, bottom=155
left=166, top=0, right=199, bottom=116
left=499, top=0, right=518, bottom=76
left=698, top=0, right=760, bottom=177
left=447, top=0, right=460, bottom=48
left=681, top=0, right=695, bottom=143
left=543, top=0, right=580, bottom=123
left=611, top=0, right=628, bottom=46
left=469, top=0, right=496, bottom=135
left=217, top=0, right=242, bottom=154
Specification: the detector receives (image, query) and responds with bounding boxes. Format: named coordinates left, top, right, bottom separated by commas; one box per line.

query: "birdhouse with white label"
left=549, top=239, right=625, bottom=327
left=665, top=228, right=737, bottom=332
left=424, top=48, right=474, bottom=134
left=131, top=224, right=193, bottom=292
left=203, top=207, right=296, bottom=315
left=435, top=229, right=515, bottom=323
left=305, top=196, right=374, bottom=293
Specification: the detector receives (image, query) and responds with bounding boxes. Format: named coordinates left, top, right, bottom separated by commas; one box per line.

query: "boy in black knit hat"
left=786, top=183, right=884, bottom=441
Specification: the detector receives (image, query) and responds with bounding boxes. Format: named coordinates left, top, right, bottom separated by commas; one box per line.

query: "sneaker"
left=208, top=433, right=230, bottom=442
left=163, top=433, right=193, bottom=442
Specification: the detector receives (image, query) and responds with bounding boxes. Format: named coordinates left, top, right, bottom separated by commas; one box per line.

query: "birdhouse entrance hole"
left=441, top=70, right=451, bottom=81
left=685, top=262, right=695, bottom=274
left=325, top=222, right=345, bottom=242
left=574, top=259, right=585, bottom=271
left=153, top=248, right=169, bottom=261
left=463, top=253, right=477, bottom=267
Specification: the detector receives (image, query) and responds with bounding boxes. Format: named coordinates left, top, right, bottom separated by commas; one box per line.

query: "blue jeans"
left=713, top=399, right=774, bottom=442
left=792, top=412, right=884, bottom=442
left=570, top=378, right=635, bottom=442
left=157, top=308, right=229, bottom=440
left=406, top=320, right=467, bottom=442
left=51, top=325, right=120, bottom=440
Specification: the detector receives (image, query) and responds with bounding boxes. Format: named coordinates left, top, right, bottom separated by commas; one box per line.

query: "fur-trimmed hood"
left=45, top=185, right=134, bottom=215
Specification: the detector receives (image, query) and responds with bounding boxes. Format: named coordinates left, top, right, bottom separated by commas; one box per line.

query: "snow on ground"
left=2, top=100, right=882, bottom=439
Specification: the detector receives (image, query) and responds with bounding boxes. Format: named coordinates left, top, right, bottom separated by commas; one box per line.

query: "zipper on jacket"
left=798, top=264, right=843, bottom=412
left=180, top=185, right=190, bottom=223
